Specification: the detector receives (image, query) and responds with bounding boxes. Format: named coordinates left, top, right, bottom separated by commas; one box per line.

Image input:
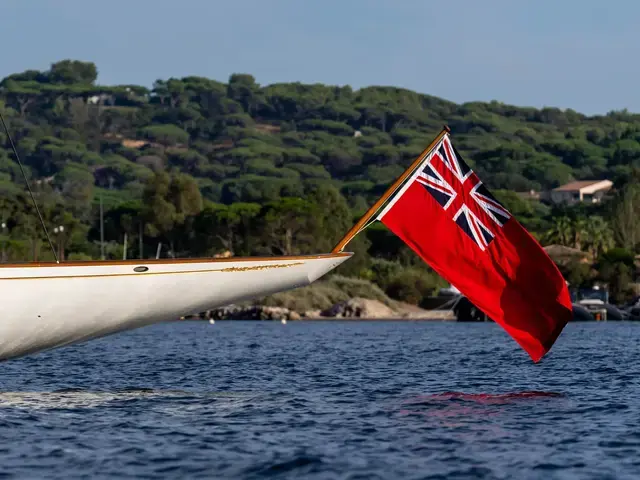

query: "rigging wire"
left=0, top=112, right=59, bottom=263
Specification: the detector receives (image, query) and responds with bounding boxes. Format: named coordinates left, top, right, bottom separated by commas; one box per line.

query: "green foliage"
left=192, top=201, right=261, bottom=255
left=597, top=248, right=637, bottom=304
left=0, top=60, right=635, bottom=303
left=245, top=158, right=299, bottom=179
left=139, top=124, right=189, bottom=146
left=366, top=258, right=403, bottom=291
left=258, top=275, right=392, bottom=312
left=493, top=190, right=534, bottom=216
left=97, top=154, right=154, bottom=188
left=558, top=260, right=595, bottom=289
left=142, top=171, right=203, bottom=255
left=49, top=60, right=98, bottom=85
left=366, top=165, right=404, bottom=184
left=287, top=163, right=331, bottom=179
left=220, top=175, right=303, bottom=204
left=256, top=197, right=319, bottom=255
left=385, top=268, right=444, bottom=305
left=0, top=154, right=29, bottom=182
left=611, top=182, right=640, bottom=252
left=298, top=119, right=355, bottom=136
left=54, top=163, right=94, bottom=217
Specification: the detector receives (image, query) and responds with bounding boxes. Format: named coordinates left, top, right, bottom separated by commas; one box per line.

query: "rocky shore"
left=181, top=297, right=455, bottom=321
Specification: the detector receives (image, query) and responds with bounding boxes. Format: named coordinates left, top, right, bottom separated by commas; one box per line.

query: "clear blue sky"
left=0, top=0, right=636, bottom=115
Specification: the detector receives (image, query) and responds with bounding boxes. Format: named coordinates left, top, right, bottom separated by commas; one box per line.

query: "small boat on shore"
left=571, top=286, right=628, bottom=321
left=453, top=296, right=629, bottom=322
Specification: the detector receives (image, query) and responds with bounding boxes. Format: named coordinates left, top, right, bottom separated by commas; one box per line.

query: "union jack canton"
left=414, top=137, right=512, bottom=251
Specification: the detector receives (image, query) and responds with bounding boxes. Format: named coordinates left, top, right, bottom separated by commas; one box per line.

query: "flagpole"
left=331, top=125, right=450, bottom=253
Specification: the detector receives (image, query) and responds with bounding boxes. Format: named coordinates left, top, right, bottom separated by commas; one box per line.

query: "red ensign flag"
left=377, top=133, right=572, bottom=362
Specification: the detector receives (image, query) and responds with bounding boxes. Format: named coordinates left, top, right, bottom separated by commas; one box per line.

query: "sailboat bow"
left=0, top=252, right=352, bottom=361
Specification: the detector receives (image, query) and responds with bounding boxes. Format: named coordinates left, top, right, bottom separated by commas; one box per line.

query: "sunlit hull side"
left=0, top=253, right=352, bottom=361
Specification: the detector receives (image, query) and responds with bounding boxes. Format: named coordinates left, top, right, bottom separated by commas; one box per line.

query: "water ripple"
left=0, top=321, right=638, bottom=478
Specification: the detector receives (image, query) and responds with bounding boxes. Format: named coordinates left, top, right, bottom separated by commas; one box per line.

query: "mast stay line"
left=331, top=125, right=450, bottom=253
left=0, top=112, right=59, bottom=263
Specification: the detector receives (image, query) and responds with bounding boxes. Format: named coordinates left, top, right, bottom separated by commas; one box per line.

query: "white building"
left=549, top=180, right=613, bottom=205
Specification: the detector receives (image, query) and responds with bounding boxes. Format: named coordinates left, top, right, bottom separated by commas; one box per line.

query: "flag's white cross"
left=416, top=138, right=511, bottom=251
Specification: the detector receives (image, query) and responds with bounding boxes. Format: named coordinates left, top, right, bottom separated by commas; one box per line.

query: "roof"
left=553, top=180, right=612, bottom=192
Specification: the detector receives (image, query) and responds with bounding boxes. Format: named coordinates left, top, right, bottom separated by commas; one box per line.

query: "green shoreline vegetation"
left=0, top=60, right=637, bottom=309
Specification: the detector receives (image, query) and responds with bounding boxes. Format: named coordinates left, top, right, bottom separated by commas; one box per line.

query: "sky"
left=0, top=0, right=637, bottom=115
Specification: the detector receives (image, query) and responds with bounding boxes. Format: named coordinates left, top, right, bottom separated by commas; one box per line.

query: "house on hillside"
left=549, top=180, right=613, bottom=205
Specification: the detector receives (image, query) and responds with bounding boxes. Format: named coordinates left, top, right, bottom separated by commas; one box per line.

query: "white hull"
left=0, top=253, right=351, bottom=361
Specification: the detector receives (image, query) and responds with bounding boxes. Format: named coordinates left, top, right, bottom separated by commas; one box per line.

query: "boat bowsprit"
left=0, top=253, right=351, bottom=361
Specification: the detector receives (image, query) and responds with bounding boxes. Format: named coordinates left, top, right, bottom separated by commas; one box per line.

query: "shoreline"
left=180, top=297, right=457, bottom=322
left=182, top=316, right=456, bottom=322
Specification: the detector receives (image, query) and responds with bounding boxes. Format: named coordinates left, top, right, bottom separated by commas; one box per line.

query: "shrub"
left=139, top=124, right=189, bottom=146
left=385, top=268, right=443, bottom=304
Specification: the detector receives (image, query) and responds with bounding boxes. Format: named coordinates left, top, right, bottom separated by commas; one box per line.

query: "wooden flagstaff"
left=331, top=125, right=451, bottom=253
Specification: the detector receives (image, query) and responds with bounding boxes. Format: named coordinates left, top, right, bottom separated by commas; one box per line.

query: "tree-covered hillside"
left=0, top=60, right=637, bottom=304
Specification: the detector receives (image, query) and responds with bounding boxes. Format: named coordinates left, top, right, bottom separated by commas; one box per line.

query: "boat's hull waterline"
left=0, top=253, right=351, bottom=361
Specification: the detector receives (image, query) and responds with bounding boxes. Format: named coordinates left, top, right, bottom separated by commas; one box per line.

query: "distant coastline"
left=0, top=60, right=636, bottom=311
left=181, top=298, right=456, bottom=322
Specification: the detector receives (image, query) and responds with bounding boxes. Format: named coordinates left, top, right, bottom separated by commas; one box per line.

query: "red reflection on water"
left=405, top=391, right=564, bottom=405
left=398, top=391, right=564, bottom=428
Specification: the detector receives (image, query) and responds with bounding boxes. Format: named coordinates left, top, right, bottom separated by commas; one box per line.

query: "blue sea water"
left=0, top=320, right=639, bottom=479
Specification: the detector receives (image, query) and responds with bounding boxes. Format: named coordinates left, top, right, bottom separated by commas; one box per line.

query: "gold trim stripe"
left=219, top=263, right=304, bottom=272
left=0, top=262, right=305, bottom=281
left=0, top=252, right=351, bottom=269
